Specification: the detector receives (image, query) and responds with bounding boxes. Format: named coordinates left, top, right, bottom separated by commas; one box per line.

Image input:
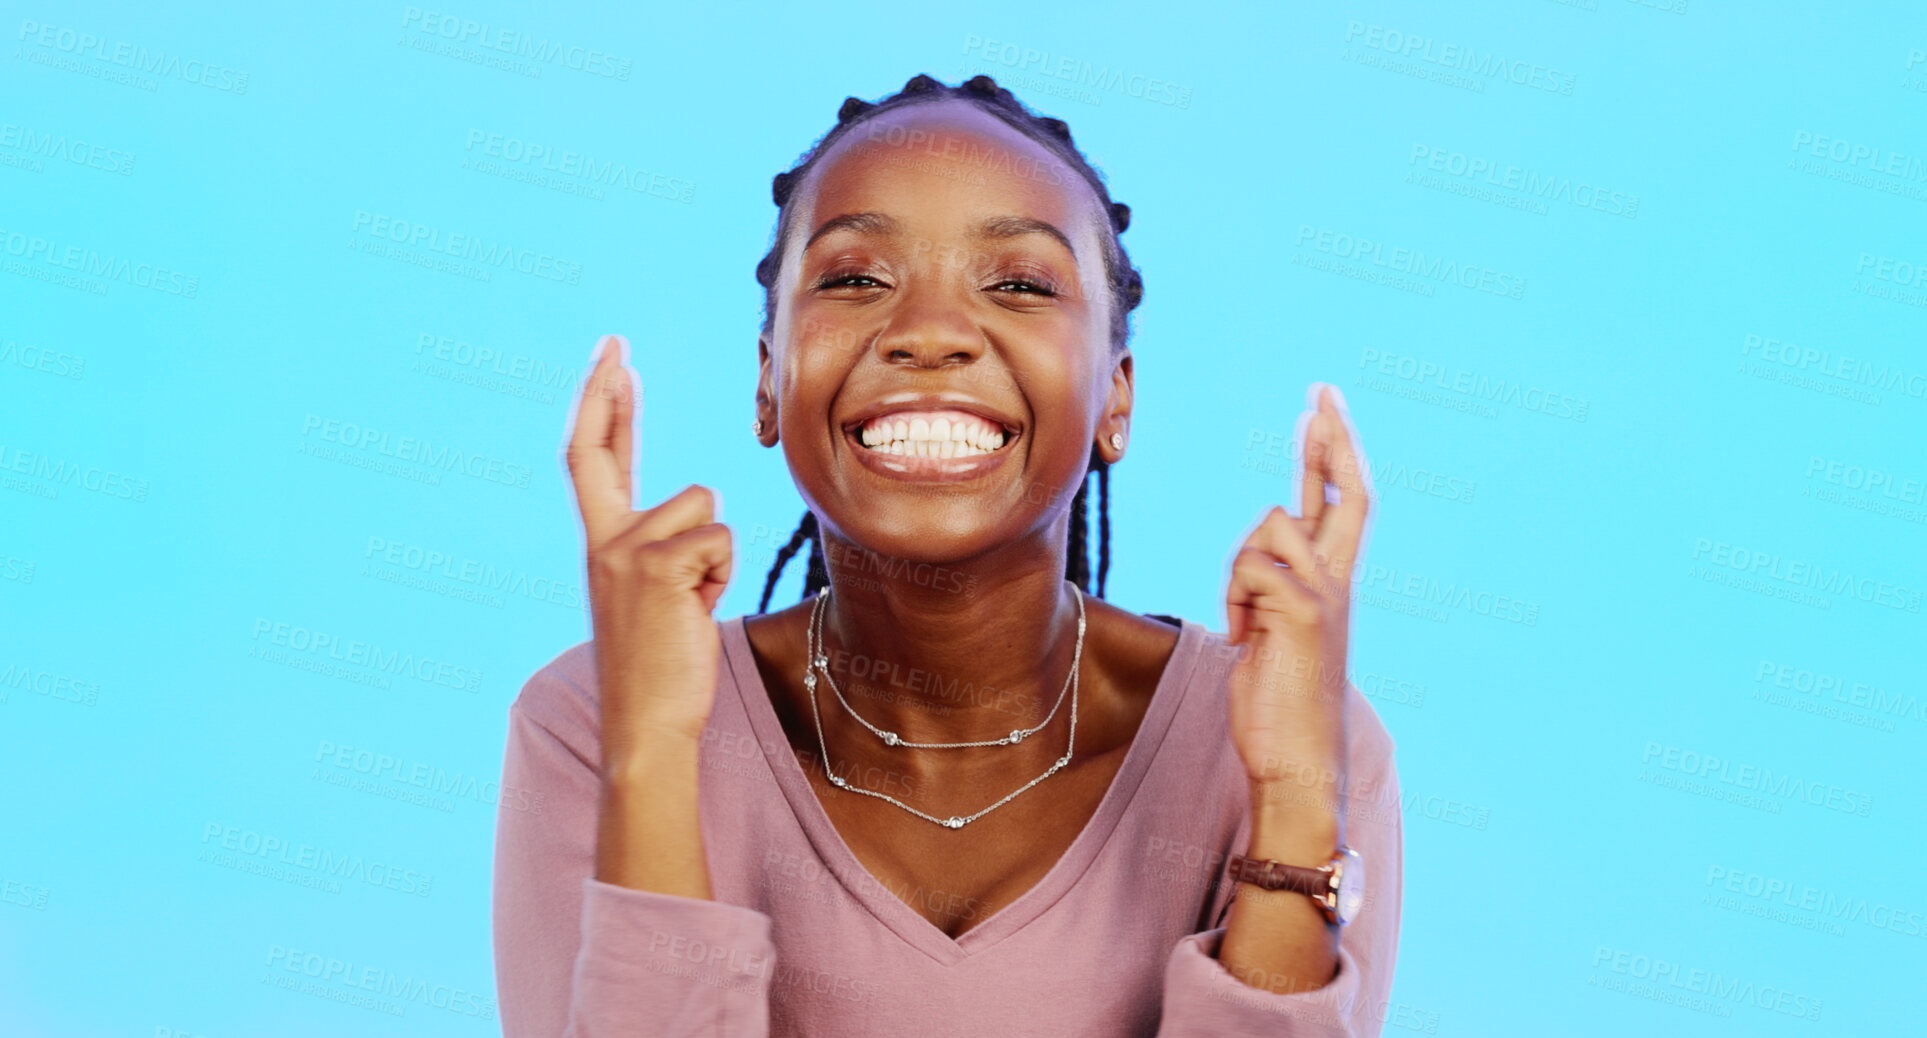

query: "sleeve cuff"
left=569, top=878, right=776, bottom=1035
left=1157, top=927, right=1365, bottom=1037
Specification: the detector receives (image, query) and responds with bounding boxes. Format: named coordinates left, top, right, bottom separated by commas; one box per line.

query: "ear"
left=1095, top=351, right=1134, bottom=464
left=755, top=335, right=778, bottom=446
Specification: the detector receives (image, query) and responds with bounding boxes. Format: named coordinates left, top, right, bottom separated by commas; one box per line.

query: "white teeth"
left=858, top=413, right=1010, bottom=456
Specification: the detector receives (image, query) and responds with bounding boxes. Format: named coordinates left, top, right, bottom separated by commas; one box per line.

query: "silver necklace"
left=808, top=590, right=1079, bottom=750
left=803, top=585, right=1085, bottom=830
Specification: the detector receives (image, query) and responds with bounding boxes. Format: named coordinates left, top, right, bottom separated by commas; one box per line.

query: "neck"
left=811, top=529, right=1085, bottom=751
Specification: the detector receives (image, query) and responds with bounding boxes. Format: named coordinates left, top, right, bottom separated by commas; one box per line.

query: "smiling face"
left=757, top=99, right=1134, bottom=568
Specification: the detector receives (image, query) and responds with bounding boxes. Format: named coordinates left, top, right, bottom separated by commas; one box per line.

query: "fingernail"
left=1328, top=385, right=1349, bottom=411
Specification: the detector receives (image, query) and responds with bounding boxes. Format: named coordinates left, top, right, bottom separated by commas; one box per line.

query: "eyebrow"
left=802, top=212, right=1077, bottom=257
left=804, top=212, right=899, bottom=250
left=970, top=215, right=1074, bottom=256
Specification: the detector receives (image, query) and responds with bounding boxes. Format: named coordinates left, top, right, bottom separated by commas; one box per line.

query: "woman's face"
left=758, top=99, right=1132, bottom=569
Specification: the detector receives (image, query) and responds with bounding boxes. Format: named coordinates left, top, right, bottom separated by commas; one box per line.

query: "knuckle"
left=587, top=549, right=630, bottom=578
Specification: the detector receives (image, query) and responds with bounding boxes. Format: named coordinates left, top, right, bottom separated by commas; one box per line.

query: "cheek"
left=777, top=347, right=853, bottom=429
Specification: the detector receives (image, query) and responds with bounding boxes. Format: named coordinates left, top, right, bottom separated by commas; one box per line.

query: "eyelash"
left=813, top=269, right=1059, bottom=297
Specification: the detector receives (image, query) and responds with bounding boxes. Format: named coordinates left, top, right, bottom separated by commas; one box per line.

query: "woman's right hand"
left=566, top=334, right=733, bottom=760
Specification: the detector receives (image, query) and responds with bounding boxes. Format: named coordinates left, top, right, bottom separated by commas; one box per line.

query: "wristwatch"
left=1226, top=845, right=1364, bottom=926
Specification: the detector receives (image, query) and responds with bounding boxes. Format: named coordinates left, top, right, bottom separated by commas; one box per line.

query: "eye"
left=989, top=276, right=1059, bottom=297
left=814, top=267, right=890, bottom=290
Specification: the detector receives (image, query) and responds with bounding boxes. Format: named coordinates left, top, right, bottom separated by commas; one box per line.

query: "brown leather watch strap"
left=1226, top=853, right=1332, bottom=900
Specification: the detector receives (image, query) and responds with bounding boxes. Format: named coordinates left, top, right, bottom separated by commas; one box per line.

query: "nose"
left=871, top=276, right=983, bottom=369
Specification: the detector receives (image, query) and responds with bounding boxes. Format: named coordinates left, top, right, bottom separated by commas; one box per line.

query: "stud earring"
left=753, top=418, right=765, bottom=436
left=1109, top=433, right=1124, bottom=451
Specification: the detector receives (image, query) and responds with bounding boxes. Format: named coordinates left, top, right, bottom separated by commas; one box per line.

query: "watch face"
left=1334, top=847, right=1365, bottom=924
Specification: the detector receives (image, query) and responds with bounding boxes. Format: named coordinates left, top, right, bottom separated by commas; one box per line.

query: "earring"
left=753, top=418, right=765, bottom=436
left=1109, top=433, right=1124, bottom=451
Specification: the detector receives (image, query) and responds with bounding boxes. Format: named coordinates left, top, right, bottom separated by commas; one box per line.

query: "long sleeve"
left=1153, top=688, right=1404, bottom=1037
left=491, top=653, right=778, bottom=1037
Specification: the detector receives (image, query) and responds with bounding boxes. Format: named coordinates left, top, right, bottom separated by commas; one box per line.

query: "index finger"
left=565, top=334, right=636, bottom=545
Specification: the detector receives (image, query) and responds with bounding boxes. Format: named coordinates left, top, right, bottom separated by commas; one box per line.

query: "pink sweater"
left=492, top=614, right=1402, bottom=1036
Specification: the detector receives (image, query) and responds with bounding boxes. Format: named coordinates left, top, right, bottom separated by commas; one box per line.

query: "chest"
left=804, top=747, right=1129, bottom=940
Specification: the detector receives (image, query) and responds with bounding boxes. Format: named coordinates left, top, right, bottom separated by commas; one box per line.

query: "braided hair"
left=755, top=73, right=1142, bottom=612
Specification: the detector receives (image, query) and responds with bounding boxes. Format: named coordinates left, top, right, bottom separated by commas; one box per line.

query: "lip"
left=839, top=394, right=1024, bottom=485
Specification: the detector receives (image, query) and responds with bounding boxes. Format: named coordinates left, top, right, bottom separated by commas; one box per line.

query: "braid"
left=1067, top=472, right=1091, bottom=593
left=803, top=523, right=829, bottom=598
left=757, top=73, right=1139, bottom=606
left=1094, top=456, right=1112, bottom=599
left=757, top=511, right=819, bottom=613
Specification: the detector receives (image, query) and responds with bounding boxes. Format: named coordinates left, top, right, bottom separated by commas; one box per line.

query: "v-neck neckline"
left=722, top=613, right=1204, bottom=966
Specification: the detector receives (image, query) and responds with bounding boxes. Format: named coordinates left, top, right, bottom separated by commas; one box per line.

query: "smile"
left=841, top=407, right=1022, bottom=484
left=855, top=410, right=1010, bottom=457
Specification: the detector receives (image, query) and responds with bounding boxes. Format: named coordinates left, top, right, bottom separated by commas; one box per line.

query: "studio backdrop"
left=3, top=1, right=1922, bottom=1035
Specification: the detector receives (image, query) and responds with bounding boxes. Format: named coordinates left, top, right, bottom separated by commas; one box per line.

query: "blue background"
left=4, top=1, right=1923, bottom=1035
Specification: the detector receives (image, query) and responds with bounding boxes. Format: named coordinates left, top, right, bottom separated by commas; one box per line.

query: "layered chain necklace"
left=802, top=585, right=1086, bottom=829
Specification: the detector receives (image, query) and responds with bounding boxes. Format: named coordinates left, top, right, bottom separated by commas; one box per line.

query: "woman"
left=493, top=73, right=1400, bottom=1036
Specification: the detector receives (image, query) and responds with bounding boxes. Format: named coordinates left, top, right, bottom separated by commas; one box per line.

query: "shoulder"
left=509, top=640, right=603, bottom=752
left=1086, top=598, right=1183, bottom=691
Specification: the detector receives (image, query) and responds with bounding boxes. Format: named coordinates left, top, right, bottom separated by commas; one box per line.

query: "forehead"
left=799, top=99, right=1104, bottom=242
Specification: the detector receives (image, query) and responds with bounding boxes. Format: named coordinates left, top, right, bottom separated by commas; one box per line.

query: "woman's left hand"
left=1223, top=383, right=1373, bottom=816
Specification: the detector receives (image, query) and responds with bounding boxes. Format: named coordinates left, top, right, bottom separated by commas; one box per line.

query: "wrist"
left=1246, top=799, right=1344, bottom=865
left=602, top=724, right=704, bottom=789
